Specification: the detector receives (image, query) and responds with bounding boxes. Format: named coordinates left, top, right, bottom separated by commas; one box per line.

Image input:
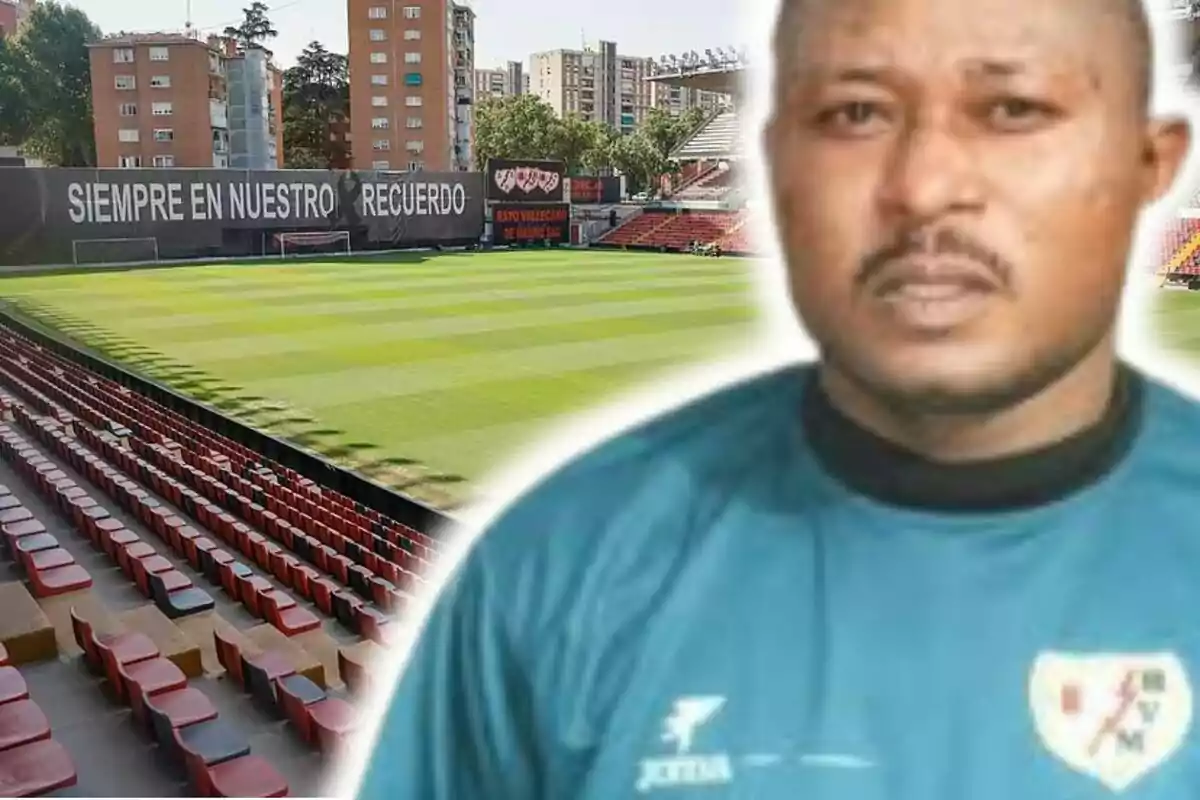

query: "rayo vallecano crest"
left=1029, top=652, right=1192, bottom=791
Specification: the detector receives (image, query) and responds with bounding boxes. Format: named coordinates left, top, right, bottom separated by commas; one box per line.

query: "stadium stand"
left=599, top=50, right=759, bottom=255
left=0, top=318, right=433, bottom=795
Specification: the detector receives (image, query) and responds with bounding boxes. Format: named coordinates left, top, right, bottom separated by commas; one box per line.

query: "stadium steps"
left=0, top=327, right=442, bottom=569
left=0, top=411, right=357, bottom=783
left=0, top=329, right=398, bottom=695
left=0, top=339, right=413, bottom=632
left=0, top=384, right=363, bottom=695
left=0, top=421, right=299, bottom=796
left=1159, top=221, right=1200, bottom=277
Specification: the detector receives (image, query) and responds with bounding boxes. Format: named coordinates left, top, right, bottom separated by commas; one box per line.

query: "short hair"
left=772, top=0, right=1153, bottom=112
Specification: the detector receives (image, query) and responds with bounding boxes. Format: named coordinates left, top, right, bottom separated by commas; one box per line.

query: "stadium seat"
left=28, top=563, right=92, bottom=597
left=186, top=751, right=289, bottom=797
left=241, top=651, right=295, bottom=709
left=112, top=656, right=187, bottom=705
left=139, top=685, right=218, bottom=740
left=147, top=572, right=215, bottom=619
left=70, top=608, right=159, bottom=676
left=168, top=717, right=251, bottom=767
left=0, top=738, right=77, bottom=795
left=308, top=697, right=356, bottom=754
left=0, top=668, right=29, bottom=705
left=0, top=699, right=51, bottom=751
left=263, top=592, right=320, bottom=637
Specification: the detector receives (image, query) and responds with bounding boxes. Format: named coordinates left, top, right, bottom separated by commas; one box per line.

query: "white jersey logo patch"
left=1029, top=651, right=1192, bottom=791
left=636, top=696, right=734, bottom=793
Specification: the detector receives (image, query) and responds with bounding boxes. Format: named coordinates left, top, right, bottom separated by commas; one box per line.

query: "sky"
left=65, top=0, right=749, bottom=69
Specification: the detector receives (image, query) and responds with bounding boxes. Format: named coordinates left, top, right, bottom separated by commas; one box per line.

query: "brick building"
left=347, top=0, right=475, bottom=172
left=88, top=33, right=284, bottom=170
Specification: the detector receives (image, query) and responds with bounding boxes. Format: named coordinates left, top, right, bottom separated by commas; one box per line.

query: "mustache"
left=854, top=227, right=1014, bottom=290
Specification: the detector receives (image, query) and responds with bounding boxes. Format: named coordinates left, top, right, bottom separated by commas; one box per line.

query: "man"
left=351, top=0, right=1199, bottom=795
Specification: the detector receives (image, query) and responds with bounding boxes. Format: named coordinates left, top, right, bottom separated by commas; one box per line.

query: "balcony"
left=210, top=100, right=228, bottom=128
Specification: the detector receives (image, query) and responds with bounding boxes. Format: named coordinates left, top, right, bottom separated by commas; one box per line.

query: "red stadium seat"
left=0, top=669, right=28, bottom=706
left=0, top=700, right=51, bottom=751
left=186, top=752, right=288, bottom=797
left=0, top=738, right=77, bottom=796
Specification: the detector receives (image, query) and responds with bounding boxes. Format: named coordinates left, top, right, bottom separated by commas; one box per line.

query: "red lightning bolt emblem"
left=1087, top=671, right=1139, bottom=757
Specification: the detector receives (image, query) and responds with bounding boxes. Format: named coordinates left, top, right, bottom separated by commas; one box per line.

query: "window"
left=150, top=75, right=171, bottom=88
left=118, top=155, right=141, bottom=168
left=368, top=5, right=387, bottom=18
left=405, top=96, right=422, bottom=107
left=371, top=74, right=388, bottom=86
left=403, top=5, right=419, bottom=17
left=149, top=46, right=169, bottom=61
left=404, top=52, right=420, bottom=64
left=372, top=160, right=390, bottom=169
left=371, top=96, right=388, bottom=107
left=152, top=102, right=173, bottom=116
left=403, top=73, right=422, bottom=86
left=407, top=160, right=423, bottom=171
left=153, top=155, right=175, bottom=167
left=113, top=48, right=134, bottom=63
left=153, top=129, right=174, bottom=142
left=405, top=139, right=423, bottom=152
left=406, top=116, right=422, bottom=128
left=118, top=129, right=139, bottom=143
left=373, top=139, right=391, bottom=151
left=370, top=52, right=388, bottom=64
left=403, top=29, right=420, bottom=40
left=369, top=29, right=386, bottom=41
left=115, top=75, right=136, bottom=90
left=371, top=117, right=390, bottom=129
left=118, top=103, right=138, bottom=117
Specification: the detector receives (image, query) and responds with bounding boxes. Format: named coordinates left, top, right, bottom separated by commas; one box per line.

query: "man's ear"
left=1142, top=115, right=1192, bottom=204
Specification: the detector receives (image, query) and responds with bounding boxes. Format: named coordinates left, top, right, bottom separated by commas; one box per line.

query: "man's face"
left=766, top=0, right=1187, bottom=413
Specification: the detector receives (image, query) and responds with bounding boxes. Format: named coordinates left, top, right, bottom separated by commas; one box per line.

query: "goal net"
left=72, top=237, right=159, bottom=267
left=275, top=231, right=352, bottom=259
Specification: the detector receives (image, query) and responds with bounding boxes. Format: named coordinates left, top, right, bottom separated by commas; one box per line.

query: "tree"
left=224, top=1, right=278, bottom=51
left=282, top=41, right=350, bottom=169
left=0, top=2, right=101, bottom=165
left=609, top=132, right=663, bottom=196
left=0, top=38, right=31, bottom=146
left=547, top=113, right=612, bottom=175
left=472, top=94, right=563, bottom=169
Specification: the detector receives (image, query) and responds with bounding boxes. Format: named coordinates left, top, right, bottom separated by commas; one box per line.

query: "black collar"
left=800, top=365, right=1143, bottom=512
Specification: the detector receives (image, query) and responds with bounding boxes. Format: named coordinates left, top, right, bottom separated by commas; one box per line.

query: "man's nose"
left=877, top=122, right=986, bottom=223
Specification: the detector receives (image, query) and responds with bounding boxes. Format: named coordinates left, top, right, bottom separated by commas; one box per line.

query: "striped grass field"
left=0, top=250, right=761, bottom=509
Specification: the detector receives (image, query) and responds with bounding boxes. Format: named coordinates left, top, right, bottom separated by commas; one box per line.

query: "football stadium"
left=0, top=41, right=758, bottom=797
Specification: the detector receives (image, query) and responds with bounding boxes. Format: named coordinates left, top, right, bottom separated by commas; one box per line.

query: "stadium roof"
left=647, top=48, right=749, bottom=97
left=648, top=65, right=747, bottom=96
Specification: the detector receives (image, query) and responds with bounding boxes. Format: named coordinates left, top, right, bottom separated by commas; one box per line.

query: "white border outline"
left=327, top=3, right=1200, bottom=796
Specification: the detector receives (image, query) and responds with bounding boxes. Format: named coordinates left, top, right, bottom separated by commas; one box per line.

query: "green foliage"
left=0, top=1, right=101, bottom=166
left=472, top=93, right=718, bottom=194
left=282, top=41, right=350, bottom=169
left=223, top=2, right=278, bottom=50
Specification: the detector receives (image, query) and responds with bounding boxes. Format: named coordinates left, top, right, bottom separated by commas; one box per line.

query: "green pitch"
left=0, top=250, right=760, bottom=509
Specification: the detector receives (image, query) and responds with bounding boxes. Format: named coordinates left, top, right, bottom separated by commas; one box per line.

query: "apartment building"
left=0, top=0, right=31, bottom=38
left=347, top=0, right=475, bottom=172
left=530, top=42, right=727, bottom=133
left=473, top=60, right=524, bottom=100
left=88, top=33, right=284, bottom=170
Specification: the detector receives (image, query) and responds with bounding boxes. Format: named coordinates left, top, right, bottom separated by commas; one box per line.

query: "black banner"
left=0, top=168, right=486, bottom=266
left=569, top=176, right=621, bottom=205
left=486, top=159, right=565, bottom=203
left=491, top=203, right=570, bottom=244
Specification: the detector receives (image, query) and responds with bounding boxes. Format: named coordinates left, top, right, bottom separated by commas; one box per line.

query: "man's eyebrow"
left=962, top=60, right=1027, bottom=79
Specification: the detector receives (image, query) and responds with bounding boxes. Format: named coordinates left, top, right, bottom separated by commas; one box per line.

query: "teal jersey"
left=354, top=363, right=1200, bottom=799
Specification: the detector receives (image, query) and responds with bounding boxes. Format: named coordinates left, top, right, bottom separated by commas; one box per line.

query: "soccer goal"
left=275, top=231, right=352, bottom=259
left=71, top=237, right=160, bottom=267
